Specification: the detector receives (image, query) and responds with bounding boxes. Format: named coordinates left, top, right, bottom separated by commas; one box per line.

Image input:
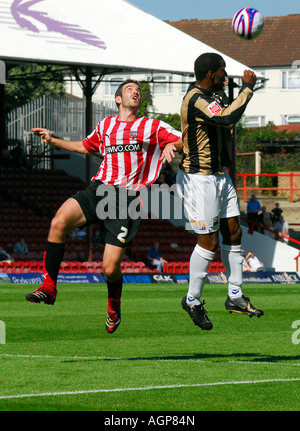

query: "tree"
left=5, top=64, right=66, bottom=113
left=154, top=113, right=181, bottom=131
left=138, top=82, right=155, bottom=117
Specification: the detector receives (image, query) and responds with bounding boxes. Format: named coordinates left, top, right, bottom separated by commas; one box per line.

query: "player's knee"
left=221, top=218, right=242, bottom=245
left=210, top=235, right=219, bottom=251
left=231, top=224, right=242, bottom=244
left=198, top=232, right=219, bottom=252
left=103, top=262, right=121, bottom=280
left=50, top=214, right=69, bottom=236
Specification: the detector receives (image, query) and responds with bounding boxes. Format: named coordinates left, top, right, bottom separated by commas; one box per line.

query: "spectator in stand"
left=241, top=249, right=251, bottom=272
left=69, top=227, right=87, bottom=240
left=246, top=251, right=264, bottom=272
left=274, top=215, right=289, bottom=244
left=0, top=246, right=13, bottom=263
left=147, top=242, right=167, bottom=272
left=258, top=206, right=275, bottom=238
left=247, top=194, right=261, bottom=231
left=93, top=229, right=104, bottom=247
left=13, top=237, right=29, bottom=255
left=271, top=202, right=283, bottom=223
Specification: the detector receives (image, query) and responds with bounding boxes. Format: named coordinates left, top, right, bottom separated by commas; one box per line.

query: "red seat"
left=60, top=262, right=71, bottom=272
left=209, top=262, right=218, bottom=272
left=121, top=262, right=130, bottom=270
left=135, top=261, right=146, bottom=268
left=132, top=265, right=142, bottom=272
left=181, top=262, right=190, bottom=273
left=86, top=267, right=95, bottom=272
left=173, top=262, right=183, bottom=273
left=217, top=263, right=225, bottom=272
left=164, top=262, right=175, bottom=273
left=68, top=262, right=83, bottom=272
left=2, top=263, right=14, bottom=273
left=123, top=267, right=134, bottom=273
left=139, top=267, right=151, bottom=273
left=0, top=262, right=9, bottom=272
left=29, top=262, right=42, bottom=272
left=94, top=263, right=103, bottom=272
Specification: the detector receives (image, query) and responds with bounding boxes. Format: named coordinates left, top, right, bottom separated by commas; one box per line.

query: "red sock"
left=107, top=278, right=123, bottom=314
left=107, top=298, right=120, bottom=315
left=42, top=242, right=65, bottom=294
left=42, top=270, right=57, bottom=295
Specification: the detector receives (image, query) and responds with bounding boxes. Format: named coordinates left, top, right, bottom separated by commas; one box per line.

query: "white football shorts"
left=176, top=169, right=240, bottom=234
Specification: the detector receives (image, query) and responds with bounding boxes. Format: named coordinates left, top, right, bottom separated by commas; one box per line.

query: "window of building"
left=181, top=75, right=195, bottom=93
left=242, top=116, right=266, bottom=128
left=105, top=78, right=124, bottom=96
left=282, top=70, right=300, bottom=90
left=283, top=115, right=300, bottom=124
left=148, top=75, right=173, bottom=95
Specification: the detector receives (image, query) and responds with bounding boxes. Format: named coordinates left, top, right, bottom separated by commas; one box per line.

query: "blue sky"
left=127, top=0, right=300, bottom=20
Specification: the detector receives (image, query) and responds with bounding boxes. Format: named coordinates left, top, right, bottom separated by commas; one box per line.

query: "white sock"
left=221, top=244, right=243, bottom=299
left=186, top=245, right=215, bottom=305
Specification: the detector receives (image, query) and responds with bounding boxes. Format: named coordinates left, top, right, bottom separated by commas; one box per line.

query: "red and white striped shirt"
left=82, top=115, right=181, bottom=190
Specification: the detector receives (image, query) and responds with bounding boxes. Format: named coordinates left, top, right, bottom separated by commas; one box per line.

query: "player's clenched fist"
left=242, top=70, right=257, bottom=86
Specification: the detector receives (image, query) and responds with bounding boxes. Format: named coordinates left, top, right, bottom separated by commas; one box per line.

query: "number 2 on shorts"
left=117, top=226, right=128, bottom=243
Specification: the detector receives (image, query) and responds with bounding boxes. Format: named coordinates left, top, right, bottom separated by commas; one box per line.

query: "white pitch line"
left=228, top=360, right=300, bottom=366
left=0, top=378, right=300, bottom=400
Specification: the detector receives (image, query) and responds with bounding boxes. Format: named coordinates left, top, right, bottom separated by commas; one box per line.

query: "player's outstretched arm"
left=160, top=139, right=183, bottom=163
left=31, top=128, right=89, bottom=155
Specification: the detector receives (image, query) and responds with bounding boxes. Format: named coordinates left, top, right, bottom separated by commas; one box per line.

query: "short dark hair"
left=194, top=53, right=224, bottom=81
left=115, top=79, right=141, bottom=107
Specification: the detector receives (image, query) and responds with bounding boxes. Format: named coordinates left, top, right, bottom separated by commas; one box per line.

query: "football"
left=232, top=7, right=264, bottom=40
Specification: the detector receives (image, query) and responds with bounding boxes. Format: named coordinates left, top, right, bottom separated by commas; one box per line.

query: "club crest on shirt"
left=129, top=130, right=138, bottom=141
left=207, top=101, right=222, bottom=116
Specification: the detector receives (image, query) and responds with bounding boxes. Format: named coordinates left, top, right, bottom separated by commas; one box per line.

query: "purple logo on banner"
left=11, top=0, right=107, bottom=49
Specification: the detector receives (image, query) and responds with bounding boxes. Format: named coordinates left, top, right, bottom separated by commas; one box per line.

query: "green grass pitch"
left=0, top=282, right=300, bottom=412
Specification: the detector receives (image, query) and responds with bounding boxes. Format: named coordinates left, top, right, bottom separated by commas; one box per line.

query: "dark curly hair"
left=194, top=53, right=224, bottom=81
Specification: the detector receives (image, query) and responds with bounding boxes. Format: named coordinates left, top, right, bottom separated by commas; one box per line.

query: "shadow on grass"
left=62, top=352, right=300, bottom=363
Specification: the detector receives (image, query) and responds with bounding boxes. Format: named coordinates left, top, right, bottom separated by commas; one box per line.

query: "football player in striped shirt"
left=26, top=80, right=182, bottom=334
left=178, top=53, right=264, bottom=330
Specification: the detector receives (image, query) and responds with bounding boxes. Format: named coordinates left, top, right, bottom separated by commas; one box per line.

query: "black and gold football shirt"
left=180, top=83, right=253, bottom=175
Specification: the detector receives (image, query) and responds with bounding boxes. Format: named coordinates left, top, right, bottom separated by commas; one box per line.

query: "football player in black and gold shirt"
left=178, top=53, right=264, bottom=330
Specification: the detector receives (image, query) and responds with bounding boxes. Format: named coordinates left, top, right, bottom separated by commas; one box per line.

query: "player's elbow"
left=76, top=142, right=90, bottom=155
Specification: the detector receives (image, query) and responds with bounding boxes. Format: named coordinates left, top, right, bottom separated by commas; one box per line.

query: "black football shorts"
left=71, top=181, right=141, bottom=248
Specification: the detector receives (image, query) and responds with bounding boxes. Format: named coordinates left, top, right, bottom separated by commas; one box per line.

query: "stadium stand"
left=0, top=166, right=225, bottom=274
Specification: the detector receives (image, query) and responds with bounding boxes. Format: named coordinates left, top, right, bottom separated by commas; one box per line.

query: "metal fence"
left=6, top=95, right=117, bottom=169
left=237, top=172, right=300, bottom=202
